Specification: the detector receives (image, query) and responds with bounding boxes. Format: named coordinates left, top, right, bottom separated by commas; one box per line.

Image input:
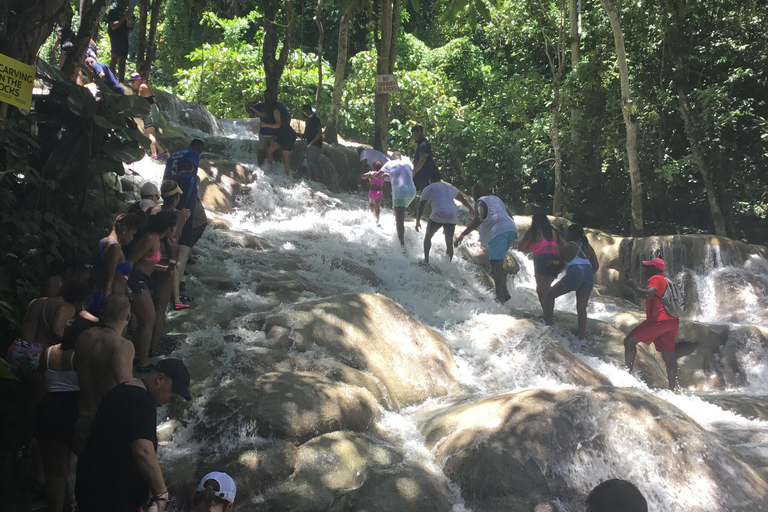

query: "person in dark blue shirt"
left=250, top=91, right=291, bottom=167
left=164, top=139, right=205, bottom=180
left=85, top=57, right=124, bottom=95
left=411, top=125, right=440, bottom=192
left=168, top=159, right=200, bottom=310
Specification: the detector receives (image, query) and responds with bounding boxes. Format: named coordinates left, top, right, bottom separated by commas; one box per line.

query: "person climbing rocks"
left=411, top=125, right=441, bottom=192
left=164, top=139, right=205, bottom=180
left=249, top=92, right=290, bottom=167
left=381, top=153, right=416, bottom=246
left=88, top=213, right=140, bottom=317
left=72, top=293, right=134, bottom=454
left=169, top=158, right=201, bottom=310
left=259, top=89, right=297, bottom=177
left=519, top=213, right=565, bottom=314
left=75, top=358, right=191, bottom=512
left=543, top=223, right=599, bottom=341
left=301, top=104, right=323, bottom=181
left=415, top=173, right=474, bottom=265
left=128, top=182, right=161, bottom=215
left=191, top=472, right=237, bottom=512
left=358, top=147, right=391, bottom=205
left=84, top=57, right=125, bottom=96
left=623, top=257, right=680, bottom=390
left=360, top=159, right=386, bottom=226
left=106, top=0, right=133, bottom=83
left=131, top=73, right=167, bottom=160
left=455, top=184, right=518, bottom=302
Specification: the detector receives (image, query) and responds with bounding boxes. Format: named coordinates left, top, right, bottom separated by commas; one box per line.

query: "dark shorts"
left=127, top=268, right=152, bottom=294
left=61, top=42, right=74, bottom=55
left=33, top=391, right=79, bottom=444
left=629, top=318, right=679, bottom=352
left=558, top=264, right=594, bottom=291
left=426, top=219, right=456, bottom=238
left=276, top=128, right=297, bottom=151
left=87, top=289, right=105, bottom=316
left=534, top=253, right=563, bottom=278
left=179, top=217, right=194, bottom=247
left=110, top=36, right=129, bottom=58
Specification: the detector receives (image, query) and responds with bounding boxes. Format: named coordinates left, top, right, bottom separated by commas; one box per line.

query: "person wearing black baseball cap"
left=75, top=358, right=191, bottom=512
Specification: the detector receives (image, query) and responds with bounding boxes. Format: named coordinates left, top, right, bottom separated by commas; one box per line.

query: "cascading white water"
left=126, top=131, right=768, bottom=511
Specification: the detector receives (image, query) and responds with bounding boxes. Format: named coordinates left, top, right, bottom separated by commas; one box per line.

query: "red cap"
left=641, top=257, right=665, bottom=272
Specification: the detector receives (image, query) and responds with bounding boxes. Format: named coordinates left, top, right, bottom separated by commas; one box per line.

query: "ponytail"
left=192, top=487, right=215, bottom=512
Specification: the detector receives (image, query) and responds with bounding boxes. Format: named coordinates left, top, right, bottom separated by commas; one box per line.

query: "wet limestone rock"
left=265, top=432, right=405, bottom=511
left=262, top=293, right=460, bottom=410
left=201, top=371, right=380, bottom=443
left=418, top=387, right=768, bottom=512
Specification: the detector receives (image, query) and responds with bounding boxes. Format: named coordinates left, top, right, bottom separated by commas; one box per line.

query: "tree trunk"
left=0, top=0, right=70, bottom=66
left=314, top=0, right=324, bottom=109
left=676, top=87, right=728, bottom=237
left=373, top=0, right=400, bottom=152
left=261, top=0, right=294, bottom=94
left=551, top=83, right=564, bottom=216
left=324, top=10, right=350, bottom=145
left=136, top=0, right=149, bottom=76
left=144, top=0, right=162, bottom=78
left=600, top=0, right=644, bottom=236
left=569, top=0, right=580, bottom=146
left=63, top=0, right=110, bottom=78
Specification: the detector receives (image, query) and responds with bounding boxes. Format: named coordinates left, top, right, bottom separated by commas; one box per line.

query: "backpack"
left=660, top=277, right=685, bottom=317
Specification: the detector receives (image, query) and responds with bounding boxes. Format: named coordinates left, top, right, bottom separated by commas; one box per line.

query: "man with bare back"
left=72, top=293, right=134, bottom=453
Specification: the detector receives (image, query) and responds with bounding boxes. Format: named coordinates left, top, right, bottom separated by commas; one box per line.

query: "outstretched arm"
left=415, top=200, right=427, bottom=231
left=625, top=278, right=657, bottom=299
left=455, top=193, right=475, bottom=217
left=454, top=201, right=486, bottom=247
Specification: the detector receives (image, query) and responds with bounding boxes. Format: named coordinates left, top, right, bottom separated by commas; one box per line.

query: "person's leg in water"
left=544, top=282, right=571, bottom=324
left=191, top=223, right=206, bottom=247
left=423, top=220, right=441, bottom=265
left=131, top=290, right=156, bottom=367
left=38, top=437, right=71, bottom=512
left=394, top=206, right=406, bottom=246
left=151, top=270, right=173, bottom=354
left=660, top=348, right=678, bottom=390
left=575, top=288, right=592, bottom=340
left=623, top=334, right=640, bottom=373
left=444, top=223, right=456, bottom=261
left=173, top=244, right=191, bottom=307
left=490, top=259, right=510, bottom=302
left=281, top=149, right=291, bottom=177
left=267, top=140, right=281, bottom=166
left=534, top=274, right=555, bottom=314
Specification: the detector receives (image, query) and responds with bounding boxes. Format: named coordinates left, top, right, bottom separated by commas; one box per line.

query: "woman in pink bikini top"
left=518, top=213, right=564, bottom=313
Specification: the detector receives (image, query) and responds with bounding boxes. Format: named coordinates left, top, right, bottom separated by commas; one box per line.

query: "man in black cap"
left=75, top=358, right=191, bottom=512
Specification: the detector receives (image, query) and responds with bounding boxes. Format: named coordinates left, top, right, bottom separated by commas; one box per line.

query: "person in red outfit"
left=623, top=258, right=679, bottom=390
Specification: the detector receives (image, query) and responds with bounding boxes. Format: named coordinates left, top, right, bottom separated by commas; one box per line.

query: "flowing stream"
left=126, top=125, right=768, bottom=511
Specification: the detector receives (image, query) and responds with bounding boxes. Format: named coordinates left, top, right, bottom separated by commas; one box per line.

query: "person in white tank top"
left=455, top=183, right=518, bottom=302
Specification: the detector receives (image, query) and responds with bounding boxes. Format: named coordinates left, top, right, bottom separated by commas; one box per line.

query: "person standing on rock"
left=260, top=89, right=297, bottom=177
left=169, top=158, right=201, bottom=310
left=381, top=154, right=416, bottom=246
left=250, top=93, right=290, bottom=167
left=130, top=73, right=167, bottom=160
left=106, top=0, right=133, bottom=83
left=411, top=125, right=441, bottom=192
left=301, top=104, right=323, bottom=181
left=415, top=174, right=475, bottom=265
left=75, top=358, right=191, bottom=512
left=72, top=294, right=134, bottom=454
left=164, top=139, right=205, bottom=180
left=543, top=223, right=599, bottom=341
left=455, top=184, right=518, bottom=302
left=518, top=213, right=564, bottom=314
left=623, top=258, right=680, bottom=390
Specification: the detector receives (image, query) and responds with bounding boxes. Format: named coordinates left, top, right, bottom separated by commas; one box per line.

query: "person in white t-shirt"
left=415, top=174, right=475, bottom=265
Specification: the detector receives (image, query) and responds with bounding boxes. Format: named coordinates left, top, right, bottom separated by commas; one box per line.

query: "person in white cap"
left=192, top=471, right=236, bottom=512
left=128, top=182, right=161, bottom=215
left=623, top=257, right=680, bottom=390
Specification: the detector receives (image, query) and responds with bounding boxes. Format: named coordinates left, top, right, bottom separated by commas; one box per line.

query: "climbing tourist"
left=33, top=320, right=82, bottom=512
left=148, top=180, right=189, bottom=354
left=260, top=89, right=297, bottom=177
left=72, top=294, right=134, bottom=454
left=415, top=173, right=475, bottom=265
left=381, top=154, right=416, bottom=246
left=411, top=125, right=441, bottom=192
left=75, top=358, right=191, bottom=512
left=106, top=0, right=133, bottom=83
left=128, top=181, right=161, bottom=215
left=169, top=159, right=200, bottom=310
left=360, top=160, right=386, bottom=226
left=131, top=73, right=167, bottom=160
left=623, top=257, right=680, bottom=390
left=543, top=223, right=598, bottom=340
left=164, top=139, right=205, bottom=180
left=84, top=57, right=125, bottom=96
left=88, top=213, right=140, bottom=316
left=191, top=472, right=237, bottom=512
left=358, top=146, right=391, bottom=204
left=586, top=479, right=648, bottom=512
left=518, top=213, right=564, bottom=313
left=250, top=92, right=290, bottom=166
left=127, top=211, right=177, bottom=371
left=301, top=104, right=323, bottom=181
left=56, top=23, right=76, bottom=68
left=455, top=184, right=518, bottom=302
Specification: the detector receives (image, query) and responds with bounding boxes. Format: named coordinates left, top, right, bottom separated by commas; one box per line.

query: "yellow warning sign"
left=0, top=54, right=35, bottom=110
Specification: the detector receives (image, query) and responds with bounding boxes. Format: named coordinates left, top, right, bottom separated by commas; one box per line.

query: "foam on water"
left=128, top=148, right=768, bottom=511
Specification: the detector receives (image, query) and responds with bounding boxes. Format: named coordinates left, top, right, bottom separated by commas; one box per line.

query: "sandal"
left=173, top=302, right=191, bottom=310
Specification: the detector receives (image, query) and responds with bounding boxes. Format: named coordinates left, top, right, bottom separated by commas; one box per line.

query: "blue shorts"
left=127, top=269, right=152, bottom=295
left=558, top=264, right=594, bottom=291
left=488, top=231, right=518, bottom=260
